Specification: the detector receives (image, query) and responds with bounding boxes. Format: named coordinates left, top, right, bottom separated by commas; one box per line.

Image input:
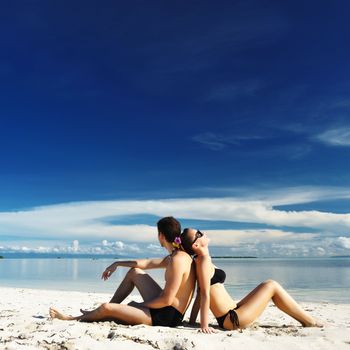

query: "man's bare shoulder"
left=171, top=250, right=192, bottom=263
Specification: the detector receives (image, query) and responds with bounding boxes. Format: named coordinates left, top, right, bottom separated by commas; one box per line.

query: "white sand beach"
left=0, top=286, right=349, bottom=350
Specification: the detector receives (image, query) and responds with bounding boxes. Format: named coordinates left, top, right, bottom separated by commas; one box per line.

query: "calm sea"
left=0, top=257, right=349, bottom=303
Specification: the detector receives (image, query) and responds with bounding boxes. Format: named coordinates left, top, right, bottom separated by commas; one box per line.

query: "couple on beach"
left=50, top=216, right=321, bottom=333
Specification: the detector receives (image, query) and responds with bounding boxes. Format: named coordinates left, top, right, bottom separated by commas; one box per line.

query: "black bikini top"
left=210, top=268, right=226, bottom=285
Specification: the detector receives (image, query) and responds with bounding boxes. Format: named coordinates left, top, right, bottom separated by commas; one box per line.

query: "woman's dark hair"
left=180, top=228, right=195, bottom=256
left=157, top=216, right=181, bottom=243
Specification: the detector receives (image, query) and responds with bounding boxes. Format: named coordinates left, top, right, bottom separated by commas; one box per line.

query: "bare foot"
left=49, top=307, right=74, bottom=321
left=302, top=319, right=324, bottom=328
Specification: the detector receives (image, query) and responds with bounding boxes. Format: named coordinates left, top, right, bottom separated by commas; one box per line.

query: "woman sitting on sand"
left=50, top=217, right=196, bottom=328
left=180, top=228, right=322, bottom=333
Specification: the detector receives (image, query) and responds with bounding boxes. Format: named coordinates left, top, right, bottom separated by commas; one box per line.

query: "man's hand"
left=101, top=263, right=117, bottom=280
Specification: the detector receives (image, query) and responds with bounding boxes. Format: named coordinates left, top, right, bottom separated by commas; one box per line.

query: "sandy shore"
left=0, top=287, right=349, bottom=350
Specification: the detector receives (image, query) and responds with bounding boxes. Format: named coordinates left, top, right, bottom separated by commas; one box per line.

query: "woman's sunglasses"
left=192, top=230, right=204, bottom=245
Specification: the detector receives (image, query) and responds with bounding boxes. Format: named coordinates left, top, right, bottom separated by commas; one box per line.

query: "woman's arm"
left=189, top=286, right=200, bottom=325
left=101, top=256, right=169, bottom=280
left=142, top=253, right=186, bottom=309
left=196, top=257, right=216, bottom=333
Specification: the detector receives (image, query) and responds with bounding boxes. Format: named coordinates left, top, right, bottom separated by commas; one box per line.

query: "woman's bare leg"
left=109, top=267, right=162, bottom=303
left=50, top=302, right=152, bottom=325
left=224, top=279, right=318, bottom=329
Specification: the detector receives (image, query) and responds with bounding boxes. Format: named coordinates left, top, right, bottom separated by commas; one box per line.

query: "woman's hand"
left=199, top=326, right=217, bottom=334
left=101, top=263, right=117, bottom=280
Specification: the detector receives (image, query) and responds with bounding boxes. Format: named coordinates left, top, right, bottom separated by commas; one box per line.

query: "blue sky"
left=1, top=1, right=350, bottom=257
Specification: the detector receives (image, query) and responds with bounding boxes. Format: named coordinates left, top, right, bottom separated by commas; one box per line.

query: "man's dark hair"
left=157, top=216, right=181, bottom=243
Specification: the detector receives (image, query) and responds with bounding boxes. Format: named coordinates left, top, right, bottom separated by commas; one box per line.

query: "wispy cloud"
left=315, top=127, right=350, bottom=146
left=251, top=92, right=350, bottom=152
left=192, top=132, right=263, bottom=151
left=190, top=185, right=350, bottom=210
left=249, top=185, right=350, bottom=206
left=191, top=130, right=315, bottom=160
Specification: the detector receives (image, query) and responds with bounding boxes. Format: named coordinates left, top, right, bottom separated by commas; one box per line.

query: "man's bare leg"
left=79, top=268, right=162, bottom=314
left=109, top=267, right=162, bottom=303
left=50, top=302, right=152, bottom=325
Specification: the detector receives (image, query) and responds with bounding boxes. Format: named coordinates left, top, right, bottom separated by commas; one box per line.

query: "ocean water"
left=0, top=257, right=349, bottom=303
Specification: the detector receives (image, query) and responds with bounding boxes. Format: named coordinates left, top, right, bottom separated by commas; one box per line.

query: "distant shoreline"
left=212, top=256, right=257, bottom=259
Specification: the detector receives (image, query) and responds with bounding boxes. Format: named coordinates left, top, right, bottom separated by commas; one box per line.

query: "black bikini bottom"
left=149, top=305, right=183, bottom=327
left=216, top=306, right=240, bottom=330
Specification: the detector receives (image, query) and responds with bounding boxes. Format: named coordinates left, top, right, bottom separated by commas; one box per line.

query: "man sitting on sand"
left=50, top=217, right=195, bottom=327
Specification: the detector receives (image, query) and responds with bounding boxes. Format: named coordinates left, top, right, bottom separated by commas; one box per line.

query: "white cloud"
left=1, top=233, right=349, bottom=258
left=0, top=187, right=349, bottom=257
left=223, top=236, right=350, bottom=258
left=337, top=237, right=350, bottom=249
left=315, top=128, right=350, bottom=146
left=206, top=229, right=317, bottom=247
left=0, top=191, right=349, bottom=242
left=253, top=186, right=350, bottom=206
left=72, top=240, right=79, bottom=252
left=114, top=241, right=124, bottom=249
left=147, top=243, right=163, bottom=254
left=316, top=247, right=326, bottom=255
left=0, top=240, right=143, bottom=256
